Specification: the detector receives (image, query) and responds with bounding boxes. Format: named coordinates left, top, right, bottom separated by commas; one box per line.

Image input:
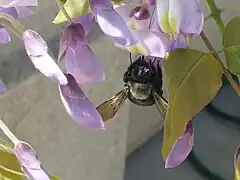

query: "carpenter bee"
left=97, top=54, right=168, bottom=121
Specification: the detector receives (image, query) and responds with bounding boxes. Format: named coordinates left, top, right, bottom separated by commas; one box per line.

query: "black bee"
left=97, top=54, right=168, bottom=121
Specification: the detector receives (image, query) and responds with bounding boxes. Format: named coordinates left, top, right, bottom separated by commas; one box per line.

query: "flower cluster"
left=52, top=0, right=203, bottom=168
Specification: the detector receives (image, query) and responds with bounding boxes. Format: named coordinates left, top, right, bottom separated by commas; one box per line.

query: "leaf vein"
left=169, top=54, right=207, bottom=104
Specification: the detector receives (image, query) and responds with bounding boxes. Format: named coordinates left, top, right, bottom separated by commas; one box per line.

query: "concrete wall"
left=0, top=0, right=239, bottom=180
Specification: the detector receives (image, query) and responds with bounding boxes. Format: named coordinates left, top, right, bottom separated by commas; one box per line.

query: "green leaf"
left=162, top=49, right=223, bottom=160
left=0, top=140, right=13, bottom=153
left=53, top=0, right=91, bottom=24
left=0, top=140, right=60, bottom=180
left=0, top=140, right=25, bottom=180
left=111, top=0, right=125, bottom=4
left=223, top=16, right=240, bottom=78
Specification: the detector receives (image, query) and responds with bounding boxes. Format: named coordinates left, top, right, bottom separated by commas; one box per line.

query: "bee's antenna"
left=129, top=52, right=133, bottom=64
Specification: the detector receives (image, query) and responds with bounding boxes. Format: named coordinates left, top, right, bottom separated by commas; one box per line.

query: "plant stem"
left=56, top=0, right=73, bottom=24
left=0, top=13, right=25, bottom=33
left=0, top=20, right=22, bottom=38
left=200, top=32, right=240, bottom=96
left=203, top=0, right=240, bottom=95
left=216, top=48, right=224, bottom=55
left=204, top=0, right=225, bottom=33
left=0, top=120, right=19, bottom=144
left=205, top=6, right=240, bottom=21
left=200, top=32, right=215, bottom=54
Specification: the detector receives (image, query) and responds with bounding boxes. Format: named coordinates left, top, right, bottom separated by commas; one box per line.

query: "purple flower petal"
left=89, top=0, right=113, bottom=9
left=169, top=36, right=187, bottom=50
left=146, top=0, right=156, bottom=6
left=90, top=0, right=137, bottom=46
left=22, top=29, right=68, bottom=85
left=172, top=0, right=204, bottom=35
left=0, top=4, right=37, bottom=44
left=132, top=29, right=173, bottom=58
left=74, top=13, right=94, bottom=36
left=59, top=23, right=105, bottom=85
left=114, top=3, right=149, bottom=31
left=22, top=29, right=47, bottom=56
left=59, top=73, right=105, bottom=129
left=156, top=0, right=203, bottom=36
left=0, top=7, right=18, bottom=30
left=15, top=6, right=35, bottom=18
left=0, top=77, right=7, bottom=93
left=165, top=121, right=194, bottom=168
left=0, top=0, right=38, bottom=8
left=62, top=23, right=86, bottom=49
left=14, top=141, right=50, bottom=180
left=149, top=7, right=162, bottom=33
left=0, top=6, right=18, bottom=18
left=0, top=28, right=10, bottom=43
left=58, top=23, right=86, bottom=61
left=65, top=43, right=105, bottom=85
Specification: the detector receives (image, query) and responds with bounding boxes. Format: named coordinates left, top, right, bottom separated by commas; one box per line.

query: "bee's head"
left=123, top=56, right=153, bottom=84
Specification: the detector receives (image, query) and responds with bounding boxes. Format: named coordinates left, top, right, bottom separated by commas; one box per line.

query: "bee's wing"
left=153, top=92, right=168, bottom=120
left=97, top=87, right=129, bottom=121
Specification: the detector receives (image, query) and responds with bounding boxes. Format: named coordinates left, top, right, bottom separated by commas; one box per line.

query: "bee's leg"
left=148, top=57, right=156, bottom=72
left=152, top=57, right=157, bottom=64
left=153, top=59, right=163, bottom=96
left=123, top=70, right=129, bottom=83
left=129, top=52, right=133, bottom=64
left=148, top=57, right=153, bottom=66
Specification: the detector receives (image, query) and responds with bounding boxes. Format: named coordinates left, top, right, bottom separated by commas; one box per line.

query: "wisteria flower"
left=14, top=141, right=50, bottom=180
left=165, top=121, right=194, bottom=168
left=0, top=0, right=38, bottom=44
left=73, top=12, right=94, bottom=37
left=0, top=77, right=7, bottom=93
left=59, top=73, right=105, bottom=129
left=23, top=29, right=68, bottom=86
left=0, top=120, right=51, bottom=180
left=141, top=0, right=156, bottom=6
left=126, top=29, right=173, bottom=57
left=113, top=2, right=186, bottom=57
left=0, top=0, right=37, bottom=8
left=156, top=0, right=204, bottom=36
left=59, top=22, right=105, bottom=85
left=89, top=0, right=137, bottom=46
left=23, top=29, right=104, bottom=129
left=114, top=2, right=149, bottom=33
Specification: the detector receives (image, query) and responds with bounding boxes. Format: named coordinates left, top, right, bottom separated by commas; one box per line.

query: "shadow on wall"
left=127, top=103, right=164, bottom=155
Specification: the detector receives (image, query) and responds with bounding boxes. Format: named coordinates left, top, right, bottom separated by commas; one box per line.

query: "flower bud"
left=129, top=6, right=150, bottom=20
